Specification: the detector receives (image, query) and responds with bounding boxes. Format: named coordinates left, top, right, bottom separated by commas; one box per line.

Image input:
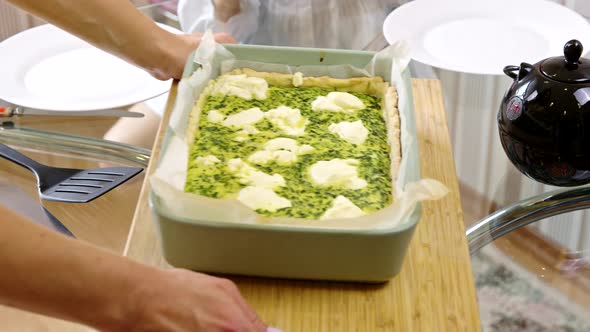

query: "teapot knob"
left=564, top=39, right=583, bottom=67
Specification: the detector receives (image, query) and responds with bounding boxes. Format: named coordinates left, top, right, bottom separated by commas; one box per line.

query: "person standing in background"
left=178, top=0, right=406, bottom=49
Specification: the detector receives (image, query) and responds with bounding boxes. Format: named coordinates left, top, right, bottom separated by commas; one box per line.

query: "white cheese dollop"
left=234, top=124, right=261, bottom=142
left=265, top=106, right=308, bottom=136
left=222, top=107, right=264, bottom=128
left=211, top=74, right=268, bottom=100
left=227, top=158, right=285, bottom=189
left=311, top=92, right=365, bottom=113
left=195, top=155, right=221, bottom=167
left=266, top=137, right=299, bottom=151
left=292, top=72, right=304, bottom=87
left=308, top=158, right=367, bottom=190
left=248, top=137, right=315, bottom=165
left=320, top=196, right=366, bottom=220
left=248, top=150, right=278, bottom=165
left=237, top=186, right=292, bottom=212
left=207, top=110, right=224, bottom=123
left=311, top=96, right=342, bottom=112
left=328, top=120, right=369, bottom=145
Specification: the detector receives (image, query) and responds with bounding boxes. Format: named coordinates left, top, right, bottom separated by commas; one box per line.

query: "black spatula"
left=0, top=143, right=143, bottom=203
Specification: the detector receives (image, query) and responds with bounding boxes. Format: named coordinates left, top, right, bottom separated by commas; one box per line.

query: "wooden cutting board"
left=124, top=79, right=482, bottom=332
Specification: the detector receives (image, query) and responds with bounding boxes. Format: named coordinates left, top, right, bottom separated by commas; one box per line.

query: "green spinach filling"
left=185, top=86, right=393, bottom=219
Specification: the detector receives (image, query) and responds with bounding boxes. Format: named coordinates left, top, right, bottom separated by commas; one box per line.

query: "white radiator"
left=513, top=173, right=590, bottom=256
left=0, top=1, right=30, bottom=41
left=0, top=0, right=46, bottom=41
left=435, top=69, right=513, bottom=199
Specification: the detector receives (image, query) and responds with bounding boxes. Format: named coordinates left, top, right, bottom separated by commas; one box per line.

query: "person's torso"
left=253, top=0, right=399, bottom=49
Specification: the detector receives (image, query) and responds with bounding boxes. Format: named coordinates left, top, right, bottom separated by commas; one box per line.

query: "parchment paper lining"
left=151, top=32, right=448, bottom=230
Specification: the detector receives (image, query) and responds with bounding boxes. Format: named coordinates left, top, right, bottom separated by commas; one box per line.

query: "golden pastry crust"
left=187, top=68, right=402, bottom=188
left=383, top=87, right=401, bottom=185
left=187, top=80, right=215, bottom=145
left=227, top=68, right=390, bottom=96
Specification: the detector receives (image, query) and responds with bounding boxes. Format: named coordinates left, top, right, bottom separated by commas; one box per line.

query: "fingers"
left=185, top=31, right=236, bottom=44
left=179, top=33, right=204, bottom=49
left=217, top=278, right=267, bottom=332
left=235, top=292, right=267, bottom=331
left=252, top=315, right=268, bottom=332
left=149, top=69, right=172, bottom=81
left=214, top=33, right=238, bottom=44
left=144, top=29, right=237, bottom=80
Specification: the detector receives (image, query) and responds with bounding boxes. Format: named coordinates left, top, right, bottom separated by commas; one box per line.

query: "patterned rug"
left=472, top=246, right=590, bottom=332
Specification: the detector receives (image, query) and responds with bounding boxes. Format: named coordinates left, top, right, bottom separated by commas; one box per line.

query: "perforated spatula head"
left=38, top=167, right=143, bottom=203
left=0, top=143, right=143, bottom=203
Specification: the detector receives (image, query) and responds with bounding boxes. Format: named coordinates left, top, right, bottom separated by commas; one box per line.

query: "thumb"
left=214, top=33, right=238, bottom=44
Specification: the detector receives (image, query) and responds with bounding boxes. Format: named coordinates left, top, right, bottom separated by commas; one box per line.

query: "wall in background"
left=572, top=0, right=590, bottom=18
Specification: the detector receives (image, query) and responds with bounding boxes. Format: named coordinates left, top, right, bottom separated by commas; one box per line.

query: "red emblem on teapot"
left=506, top=96, right=523, bottom=121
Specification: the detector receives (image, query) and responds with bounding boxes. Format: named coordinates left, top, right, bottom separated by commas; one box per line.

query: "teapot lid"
left=541, top=40, right=590, bottom=83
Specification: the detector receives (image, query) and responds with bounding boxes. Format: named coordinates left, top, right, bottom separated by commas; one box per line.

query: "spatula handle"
left=0, top=143, right=46, bottom=174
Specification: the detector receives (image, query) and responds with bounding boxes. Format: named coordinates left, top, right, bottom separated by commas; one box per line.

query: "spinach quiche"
left=184, top=68, right=400, bottom=220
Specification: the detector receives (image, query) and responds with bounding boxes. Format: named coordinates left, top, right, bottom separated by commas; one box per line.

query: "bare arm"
left=5, top=0, right=234, bottom=79
left=0, top=203, right=266, bottom=331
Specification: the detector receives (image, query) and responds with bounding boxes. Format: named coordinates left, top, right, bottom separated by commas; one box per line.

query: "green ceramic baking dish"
left=149, top=44, right=421, bottom=282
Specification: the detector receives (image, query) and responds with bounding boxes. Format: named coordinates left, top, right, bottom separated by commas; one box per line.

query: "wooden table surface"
left=124, top=79, right=482, bottom=332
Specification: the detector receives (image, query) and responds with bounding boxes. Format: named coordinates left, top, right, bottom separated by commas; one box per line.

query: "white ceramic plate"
left=0, top=23, right=181, bottom=111
left=383, top=0, right=590, bottom=75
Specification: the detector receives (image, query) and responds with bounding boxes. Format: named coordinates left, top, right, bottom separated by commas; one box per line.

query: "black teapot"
left=499, top=40, right=590, bottom=187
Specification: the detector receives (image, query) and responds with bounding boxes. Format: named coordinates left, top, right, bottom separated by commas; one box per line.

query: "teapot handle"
left=503, top=65, right=520, bottom=80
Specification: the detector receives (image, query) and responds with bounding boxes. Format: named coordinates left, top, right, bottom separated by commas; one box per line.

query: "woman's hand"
left=213, top=0, right=241, bottom=23
left=125, top=268, right=267, bottom=332
left=148, top=31, right=237, bottom=81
